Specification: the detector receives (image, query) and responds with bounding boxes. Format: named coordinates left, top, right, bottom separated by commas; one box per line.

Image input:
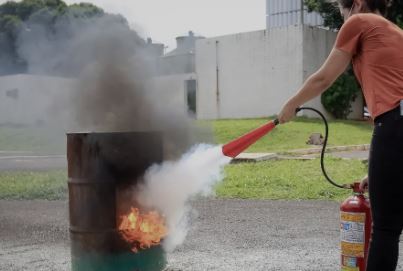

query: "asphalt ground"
left=1, top=199, right=402, bottom=271
left=0, top=154, right=66, bottom=171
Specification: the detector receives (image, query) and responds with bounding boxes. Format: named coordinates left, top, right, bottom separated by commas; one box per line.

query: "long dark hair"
left=338, top=0, right=389, bottom=15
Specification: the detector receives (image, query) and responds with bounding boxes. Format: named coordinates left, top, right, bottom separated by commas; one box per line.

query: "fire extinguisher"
left=297, top=108, right=372, bottom=271
left=340, top=183, right=372, bottom=271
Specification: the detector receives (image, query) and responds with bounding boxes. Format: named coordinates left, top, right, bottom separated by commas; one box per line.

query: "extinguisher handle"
left=342, top=183, right=355, bottom=189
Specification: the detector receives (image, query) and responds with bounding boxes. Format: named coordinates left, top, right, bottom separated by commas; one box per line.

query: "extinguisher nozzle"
left=222, top=120, right=278, bottom=158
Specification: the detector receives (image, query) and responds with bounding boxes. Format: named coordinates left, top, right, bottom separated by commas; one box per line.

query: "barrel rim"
left=68, top=178, right=119, bottom=185
left=66, top=131, right=163, bottom=136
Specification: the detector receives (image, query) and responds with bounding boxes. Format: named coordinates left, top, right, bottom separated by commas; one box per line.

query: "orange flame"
left=118, top=207, right=168, bottom=253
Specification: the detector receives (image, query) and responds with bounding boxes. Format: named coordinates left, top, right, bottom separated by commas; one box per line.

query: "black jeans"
left=367, top=106, right=403, bottom=271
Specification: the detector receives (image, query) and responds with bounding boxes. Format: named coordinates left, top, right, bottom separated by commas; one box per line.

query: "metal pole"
left=215, top=40, right=220, bottom=118
left=300, top=0, right=304, bottom=25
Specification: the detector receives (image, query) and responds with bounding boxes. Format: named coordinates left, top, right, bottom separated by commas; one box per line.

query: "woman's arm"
left=278, top=48, right=353, bottom=124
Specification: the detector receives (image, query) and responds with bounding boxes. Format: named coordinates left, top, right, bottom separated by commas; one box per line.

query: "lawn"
left=0, top=170, right=67, bottom=200
left=0, top=117, right=372, bottom=154
left=216, top=157, right=367, bottom=201
left=0, top=126, right=65, bottom=154
left=0, top=157, right=367, bottom=201
left=0, top=118, right=371, bottom=201
left=213, top=117, right=373, bottom=153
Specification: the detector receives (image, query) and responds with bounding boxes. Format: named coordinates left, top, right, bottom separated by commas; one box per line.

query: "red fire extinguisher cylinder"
left=340, top=183, right=372, bottom=271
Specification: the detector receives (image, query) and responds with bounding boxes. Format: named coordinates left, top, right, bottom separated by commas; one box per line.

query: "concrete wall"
left=266, top=0, right=324, bottom=29
left=195, top=25, right=364, bottom=120
left=302, top=25, right=364, bottom=119
left=151, top=73, right=197, bottom=115
left=195, top=26, right=304, bottom=119
left=301, top=25, right=337, bottom=119
left=0, top=74, right=76, bottom=126
left=158, top=54, right=195, bottom=76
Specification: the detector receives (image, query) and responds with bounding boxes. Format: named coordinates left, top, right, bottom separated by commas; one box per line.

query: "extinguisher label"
left=340, top=212, right=366, bottom=258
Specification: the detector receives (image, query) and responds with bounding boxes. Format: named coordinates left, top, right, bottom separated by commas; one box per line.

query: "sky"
left=59, top=0, right=266, bottom=50
left=0, top=0, right=266, bottom=50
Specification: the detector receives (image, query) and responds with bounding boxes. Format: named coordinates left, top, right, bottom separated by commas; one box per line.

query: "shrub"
left=321, top=71, right=360, bottom=119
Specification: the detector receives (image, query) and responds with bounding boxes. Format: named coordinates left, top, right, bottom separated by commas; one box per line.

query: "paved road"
left=0, top=154, right=66, bottom=171
left=283, top=150, right=370, bottom=161
left=1, top=199, right=402, bottom=271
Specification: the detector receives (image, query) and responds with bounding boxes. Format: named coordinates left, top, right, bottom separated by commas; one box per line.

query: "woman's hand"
left=278, top=101, right=299, bottom=124
left=359, top=175, right=369, bottom=191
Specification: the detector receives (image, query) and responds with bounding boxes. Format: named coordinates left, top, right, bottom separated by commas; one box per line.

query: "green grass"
left=0, top=170, right=67, bottom=200
left=213, top=117, right=373, bottom=153
left=216, top=158, right=367, bottom=201
left=0, top=117, right=371, bottom=201
left=0, top=157, right=366, bottom=201
left=0, top=126, right=65, bottom=154
left=0, top=118, right=372, bottom=154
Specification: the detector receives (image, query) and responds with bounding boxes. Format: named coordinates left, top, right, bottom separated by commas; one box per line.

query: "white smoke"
left=136, top=144, right=231, bottom=252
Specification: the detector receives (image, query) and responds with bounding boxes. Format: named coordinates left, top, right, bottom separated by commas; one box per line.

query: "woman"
left=278, top=0, right=403, bottom=270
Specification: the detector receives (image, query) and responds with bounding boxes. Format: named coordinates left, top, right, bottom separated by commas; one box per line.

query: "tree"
left=0, top=13, right=23, bottom=74
left=321, top=71, right=359, bottom=119
left=387, top=0, right=403, bottom=27
left=0, top=0, right=106, bottom=75
left=305, top=0, right=403, bottom=29
left=68, top=3, right=104, bottom=18
left=305, top=0, right=344, bottom=29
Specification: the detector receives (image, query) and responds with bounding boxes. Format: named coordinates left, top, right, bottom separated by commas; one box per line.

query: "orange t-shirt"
left=335, top=13, right=403, bottom=118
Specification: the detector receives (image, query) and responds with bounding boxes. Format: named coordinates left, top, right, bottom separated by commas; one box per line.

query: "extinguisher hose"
left=296, top=107, right=348, bottom=189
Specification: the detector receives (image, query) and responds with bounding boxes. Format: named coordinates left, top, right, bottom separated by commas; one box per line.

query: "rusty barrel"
left=67, top=132, right=166, bottom=271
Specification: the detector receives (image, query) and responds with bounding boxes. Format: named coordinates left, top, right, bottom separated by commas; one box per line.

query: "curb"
left=281, top=144, right=370, bottom=156
left=0, top=155, right=65, bottom=160
left=232, top=144, right=370, bottom=163
left=232, top=153, right=277, bottom=163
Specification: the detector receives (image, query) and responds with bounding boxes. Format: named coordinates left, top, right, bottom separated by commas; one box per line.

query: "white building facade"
left=266, top=0, right=324, bottom=28
left=0, top=74, right=76, bottom=126
left=151, top=2, right=364, bottom=121
left=195, top=25, right=363, bottom=120
left=196, top=27, right=303, bottom=119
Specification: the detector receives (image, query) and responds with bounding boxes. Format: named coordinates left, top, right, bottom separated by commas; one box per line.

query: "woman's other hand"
left=359, top=175, right=369, bottom=192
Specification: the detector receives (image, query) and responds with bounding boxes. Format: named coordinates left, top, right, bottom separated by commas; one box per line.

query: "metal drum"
left=67, top=132, right=166, bottom=271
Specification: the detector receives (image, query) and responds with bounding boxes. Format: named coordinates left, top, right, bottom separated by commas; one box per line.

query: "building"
left=144, top=38, right=165, bottom=75
left=266, top=0, right=324, bottom=29
left=152, top=4, right=363, bottom=120
left=195, top=26, right=363, bottom=120
left=158, top=31, right=204, bottom=76
left=0, top=74, right=76, bottom=127
left=153, top=31, right=204, bottom=116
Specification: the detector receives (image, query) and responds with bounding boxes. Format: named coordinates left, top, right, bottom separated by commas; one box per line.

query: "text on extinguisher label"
left=340, top=212, right=366, bottom=258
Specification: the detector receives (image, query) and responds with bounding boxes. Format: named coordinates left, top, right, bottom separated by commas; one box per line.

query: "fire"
left=118, top=207, right=168, bottom=253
